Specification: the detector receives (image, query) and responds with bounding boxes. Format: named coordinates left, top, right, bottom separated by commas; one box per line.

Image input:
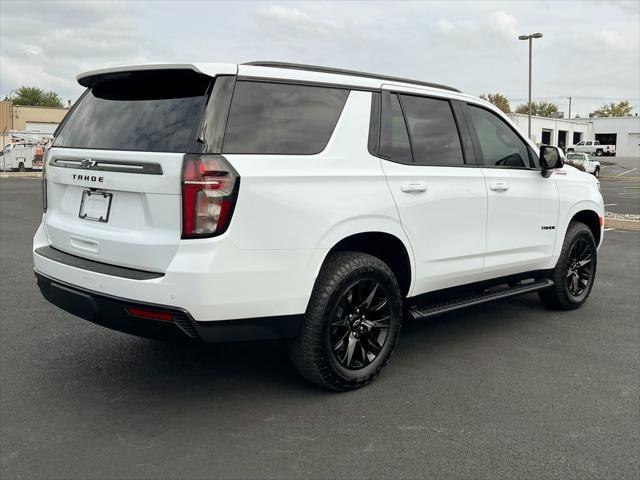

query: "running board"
left=407, top=279, right=554, bottom=321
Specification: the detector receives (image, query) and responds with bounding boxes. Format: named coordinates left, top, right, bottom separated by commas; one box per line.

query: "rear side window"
left=379, top=93, right=412, bottom=163
left=399, top=95, right=464, bottom=166
left=54, top=70, right=210, bottom=152
left=222, top=81, right=349, bottom=154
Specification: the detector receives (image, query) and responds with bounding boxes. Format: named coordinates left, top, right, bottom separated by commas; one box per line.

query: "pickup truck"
left=566, top=140, right=616, bottom=157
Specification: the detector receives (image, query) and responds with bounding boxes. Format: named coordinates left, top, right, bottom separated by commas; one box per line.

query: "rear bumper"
left=35, top=271, right=302, bottom=343
left=33, top=221, right=320, bottom=322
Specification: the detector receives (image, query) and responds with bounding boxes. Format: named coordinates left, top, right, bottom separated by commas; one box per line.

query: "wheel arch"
left=319, top=231, right=414, bottom=297
left=570, top=209, right=601, bottom=246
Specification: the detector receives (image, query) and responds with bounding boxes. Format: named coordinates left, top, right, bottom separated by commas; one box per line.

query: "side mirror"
left=540, top=145, right=564, bottom=175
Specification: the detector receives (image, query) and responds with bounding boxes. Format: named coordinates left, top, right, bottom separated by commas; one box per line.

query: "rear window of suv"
left=54, top=70, right=210, bottom=153
left=222, top=81, right=349, bottom=155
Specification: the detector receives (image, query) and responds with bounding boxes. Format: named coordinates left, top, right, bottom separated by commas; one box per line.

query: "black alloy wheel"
left=329, top=278, right=392, bottom=370
left=565, top=237, right=594, bottom=297
left=538, top=222, right=597, bottom=310
left=288, top=251, right=402, bottom=391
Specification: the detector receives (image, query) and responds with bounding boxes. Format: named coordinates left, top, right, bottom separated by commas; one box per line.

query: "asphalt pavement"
left=1, top=177, right=639, bottom=479
left=599, top=156, right=640, bottom=215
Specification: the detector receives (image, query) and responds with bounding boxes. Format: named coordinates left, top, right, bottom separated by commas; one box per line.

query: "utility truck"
left=0, top=143, right=37, bottom=171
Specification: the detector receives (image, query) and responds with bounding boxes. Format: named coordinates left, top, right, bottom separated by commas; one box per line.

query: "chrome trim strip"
left=50, top=158, right=163, bottom=175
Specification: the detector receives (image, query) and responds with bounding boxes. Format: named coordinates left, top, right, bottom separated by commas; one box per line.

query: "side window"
left=528, top=145, right=540, bottom=168
left=399, top=95, right=464, bottom=166
left=466, top=105, right=530, bottom=168
left=594, top=141, right=600, bottom=145
left=577, top=141, right=584, bottom=145
left=222, top=81, right=349, bottom=154
left=586, top=141, right=593, bottom=146
left=379, top=93, right=412, bottom=163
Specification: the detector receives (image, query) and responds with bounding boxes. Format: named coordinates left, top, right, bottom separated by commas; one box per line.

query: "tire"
left=595, top=149, right=603, bottom=156
left=593, top=167, right=600, bottom=178
left=18, top=162, right=25, bottom=172
left=538, top=222, right=597, bottom=310
left=288, top=251, right=403, bottom=391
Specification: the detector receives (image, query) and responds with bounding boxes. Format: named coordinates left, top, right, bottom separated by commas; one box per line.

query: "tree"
left=4, top=86, right=63, bottom=108
left=479, top=93, right=511, bottom=113
left=515, top=101, right=559, bottom=117
left=592, top=100, right=633, bottom=117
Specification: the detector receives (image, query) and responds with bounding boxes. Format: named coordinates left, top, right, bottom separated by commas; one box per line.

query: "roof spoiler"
left=77, top=63, right=204, bottom=88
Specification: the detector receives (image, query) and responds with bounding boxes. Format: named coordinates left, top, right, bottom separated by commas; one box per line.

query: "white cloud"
left=0, top=1, right=637, bottom=116
left=598, top=29, right=626, bottom=48
left=433, top=10, right=520, bottom=47
left=488, top=11, right=519, bottom=38
left=0, top=1, right=172, bottom=101
left=253, top=4, right=350, bottom=44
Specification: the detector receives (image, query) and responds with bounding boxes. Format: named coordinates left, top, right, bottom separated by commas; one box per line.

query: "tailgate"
left=42, top=68, right=214, bottom=273
left=45, top=148, right=183, bottom=272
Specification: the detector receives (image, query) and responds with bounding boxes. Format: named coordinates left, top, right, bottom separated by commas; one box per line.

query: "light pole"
left=567, top=96, right=572, bottom=119
left=518, top=32, right=543, bottom=140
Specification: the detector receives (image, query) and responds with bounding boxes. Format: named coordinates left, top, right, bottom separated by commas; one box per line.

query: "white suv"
left=34, top=62, right=604, bottom=390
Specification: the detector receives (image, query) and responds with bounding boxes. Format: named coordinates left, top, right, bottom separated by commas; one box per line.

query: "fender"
left=309, top=214, right=417, bottom=294
left=551, top=200, right=604, bottom=266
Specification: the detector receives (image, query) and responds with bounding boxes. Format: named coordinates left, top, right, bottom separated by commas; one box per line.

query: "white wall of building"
left=508, top=113, right=592, bottom=149
left=507, top=113, right=640, bottom=156
left=591, top=117, right=640, bottom=156
left=25, top=121, right=58, bottom=135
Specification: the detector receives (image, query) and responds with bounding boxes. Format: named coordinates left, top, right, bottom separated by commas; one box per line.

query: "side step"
left=407, top=279, right=554, bottom=321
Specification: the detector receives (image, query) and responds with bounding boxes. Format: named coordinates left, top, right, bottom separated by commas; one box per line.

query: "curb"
left=605, top=218, right=640, bottom=231
left=0, top=172, right=42, bottom=178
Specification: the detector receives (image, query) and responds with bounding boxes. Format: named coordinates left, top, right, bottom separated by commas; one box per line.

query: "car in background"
left=566, top=140, right=615, bottom=157
left=565, top=152, right=601, bottom=177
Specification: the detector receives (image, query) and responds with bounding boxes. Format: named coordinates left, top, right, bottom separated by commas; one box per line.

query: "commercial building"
left=508, top=112, right=640, bottom=156
left=1, top=101, right=69, bottom=146
left=591, top=117, right=640, bottom=157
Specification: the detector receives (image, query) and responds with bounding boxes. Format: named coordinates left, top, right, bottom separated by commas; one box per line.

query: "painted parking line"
left=604, top=228, right=616, bottom=231
left=604, top=203, right=618, bottom=207
left=617, top=168, right=638, bottom=177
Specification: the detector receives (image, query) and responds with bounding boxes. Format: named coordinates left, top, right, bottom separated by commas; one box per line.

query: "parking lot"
left=1, top=177, right=638, bottom=479
left=598, top=156, right=640, bottom=215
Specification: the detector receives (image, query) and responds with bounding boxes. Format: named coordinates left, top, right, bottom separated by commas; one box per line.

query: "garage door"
left=25, top=122, right=58, bottom=135
left=628, top=133, right=640, bottom=157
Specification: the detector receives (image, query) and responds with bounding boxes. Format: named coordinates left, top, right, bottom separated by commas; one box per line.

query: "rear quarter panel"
left=223, top=90, right=415, bottom=297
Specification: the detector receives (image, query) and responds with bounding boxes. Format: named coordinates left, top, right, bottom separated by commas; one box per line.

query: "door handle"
left=401, top=183, right=427, bottom=193
left=489, top=182, right=509, bottom=192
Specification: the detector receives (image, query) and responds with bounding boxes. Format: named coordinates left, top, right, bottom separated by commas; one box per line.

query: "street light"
left=519, top=32, right=543, bottom=140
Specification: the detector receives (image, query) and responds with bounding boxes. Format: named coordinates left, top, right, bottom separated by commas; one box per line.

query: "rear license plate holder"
left=79, top=190, right=112, bottom=223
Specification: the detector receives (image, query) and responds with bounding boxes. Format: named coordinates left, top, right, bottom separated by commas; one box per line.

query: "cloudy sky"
left=1, top=0, right=638, bottom=116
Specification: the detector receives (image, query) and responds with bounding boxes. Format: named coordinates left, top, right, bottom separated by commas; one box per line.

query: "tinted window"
left=222, top=81, right=349, bottom=154
left=528, top=145, right=540, bottom=168
left=400, top=95, right=463, bottom=166
left=379, top=93, right=412, bottom=163
left=54, top=70, right=210, bottom=152
left=467, top=105, right=530, bottom=168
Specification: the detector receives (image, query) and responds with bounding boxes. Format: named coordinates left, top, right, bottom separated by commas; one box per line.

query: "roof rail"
left=242, top=61, right=461, bottom=93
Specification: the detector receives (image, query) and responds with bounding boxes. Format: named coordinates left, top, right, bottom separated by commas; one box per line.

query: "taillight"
left=126, top=307, right=173, bottom=322
left=42, top=150, right=48, bottom=212
left=181, top=154, right=239, bottom=238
